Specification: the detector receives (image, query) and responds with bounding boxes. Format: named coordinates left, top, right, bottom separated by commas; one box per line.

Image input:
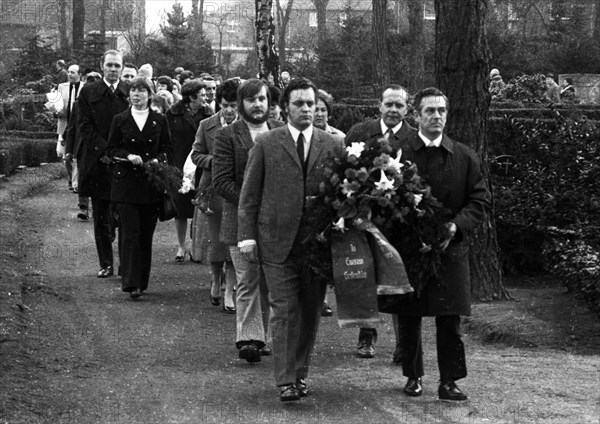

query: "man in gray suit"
left=238, top=78, right=345, bottom=402
left=345, top=84, right=415, bottom=360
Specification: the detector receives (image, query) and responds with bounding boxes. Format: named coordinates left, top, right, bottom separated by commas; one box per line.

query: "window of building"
left=309, top=12, right=317, bottom=27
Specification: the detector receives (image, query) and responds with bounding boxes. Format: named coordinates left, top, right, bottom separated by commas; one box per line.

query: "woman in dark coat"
left=166, top=79, right=212, bottom=262
left=105, top=76, right=173, bottom=299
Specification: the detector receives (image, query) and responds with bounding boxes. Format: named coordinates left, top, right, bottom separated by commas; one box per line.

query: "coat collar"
left=88, top=79, right=128, bottom=103
left=281, top=126, right=325, bottom=174
left=409, top=132, right=454, bottom=154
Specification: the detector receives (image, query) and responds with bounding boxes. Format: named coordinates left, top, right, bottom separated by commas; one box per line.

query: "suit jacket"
left=56, top=81, right=83, bottom=135
left=394, top=132, right=491, bottom=317
left=65, top=101, right=82, bottom=157
left=237, top=125, right=345, bottom=263
left=105, top=108, right=173, bottom=204
left=345, top=118, right=415, bottom=151
left=212, top=118, right=284, bottom=245
left=77, top=80, right=130, bottom=198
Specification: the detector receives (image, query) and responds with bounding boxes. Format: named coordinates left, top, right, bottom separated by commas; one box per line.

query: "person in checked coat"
left=237, top=78, right=345, bottom=402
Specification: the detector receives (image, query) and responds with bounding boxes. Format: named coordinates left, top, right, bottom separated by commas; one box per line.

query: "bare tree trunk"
left=276, top=0, right=294, bottom=66
left=595, top=0, right=600, bottom=39
left=372, top=0, right=390, bottom=90
left=407, top=0, right=424, bottom=92
left=72, top=0, right=85, bottom=54
left=191, top=0, right=199, bottom=33
left=312, top=0, right=329, bottom=51
left=99, top=0, right=108, bottom=47
left=58, top=0, right=69, bottom=53
left=434, top=0, right=509, bottom=301
left=255, top=0, right=280, bottom=85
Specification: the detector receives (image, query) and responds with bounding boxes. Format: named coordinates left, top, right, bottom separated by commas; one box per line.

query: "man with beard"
left=237, top=78, right=345, bottom=401
left=345, top=84, right=416, bottom=361
left=212, top=79, right=284, bottom=363
left=77, top=50, right=130, bottom=278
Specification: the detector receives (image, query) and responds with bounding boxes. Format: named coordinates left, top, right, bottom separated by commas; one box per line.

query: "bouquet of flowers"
left=143, top=161, right=183, bottom=197
left=304, top=137, right=453, bottom=295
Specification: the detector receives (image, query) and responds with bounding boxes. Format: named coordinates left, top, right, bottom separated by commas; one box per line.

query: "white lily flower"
left=386, top=154, right=404, bottom=173
left=332, top=217, right=347, bottom=232
left=374, top=170, right=395, bottom=191
left=341, top=178, right=356, bottom=197
left=413, top=193, right=423, bottom=206
left=346, top=142, right=365, bottom=158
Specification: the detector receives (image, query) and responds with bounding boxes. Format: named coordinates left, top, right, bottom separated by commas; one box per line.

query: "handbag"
left=158, top=192, right=178, bottom=222
left=192, top=186, right=214, bottom=215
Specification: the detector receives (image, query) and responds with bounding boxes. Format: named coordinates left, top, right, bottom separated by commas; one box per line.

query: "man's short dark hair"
left=268, top=85, right=281, bottom=106
left=123, top=62, right=138, bottom=72
left=280, top=78, right=318, bottom=110
left=178, top=70, right=195, bottom=85
left=413, top=87, right=449, bottom=113
left=181, top=79, right=207, bottom=104
left=156, top=75, right=174, bottom=92
left=380, top=84, right=408, bottom=102
left=237, top=79, right=270, bottom=112
left=217, top=78, right=240, bottom=104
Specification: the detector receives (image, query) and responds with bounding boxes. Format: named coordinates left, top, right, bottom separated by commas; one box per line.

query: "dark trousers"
left=262, top=239, right=327, bottom=387
left=116, top=202, right=159, bottom=292
left=398, top=315, right=467, bottom=383
left=91, top=196, right=114, bottom=269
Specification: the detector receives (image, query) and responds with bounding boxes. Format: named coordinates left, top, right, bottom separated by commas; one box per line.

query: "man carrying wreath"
left=395, top=87, right=490, bottom=401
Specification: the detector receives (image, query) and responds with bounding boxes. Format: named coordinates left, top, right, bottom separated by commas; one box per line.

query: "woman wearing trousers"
left=105, top=76, right=173, bottom=299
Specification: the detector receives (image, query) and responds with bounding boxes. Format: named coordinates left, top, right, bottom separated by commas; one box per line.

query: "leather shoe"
left=392, top=342, right=402, bottom=364
left=222, top=304, right=235, bottom=314
left=320, top=302, right=333, bottom=317
left=259, top=345, right=272, bottom=356
left=130, top=288, right=142, bottom=299
left=404, top=378, right=423, bottom=397
left=239, top=344, right=261, bottom=363
left=280, top=384, right=300, bottom=402
left=210, top=295, right=221, bottom=306
left=97, top=266, right=113, bottom=278
left=296, top=378, right=308, bottom=397
left=438, top=381, right=467, bottom=401
left=357, top=343, right=374, bottom=358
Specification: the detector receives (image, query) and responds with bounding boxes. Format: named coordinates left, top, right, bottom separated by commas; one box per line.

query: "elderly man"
left=212, top=79, right=284, bottom=364
left=77, top=50, right=130, bottom=278
left=395, top=87, right=490, bottom=401
left=345, top=84, right=416, bottom=360
left=203, top=76, right=218, bottom=113
left=237, top=78, right=345, bottom=402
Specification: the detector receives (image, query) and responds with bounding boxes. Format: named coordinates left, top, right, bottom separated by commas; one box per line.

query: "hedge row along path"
left=1, top=164, right=598, bottom=423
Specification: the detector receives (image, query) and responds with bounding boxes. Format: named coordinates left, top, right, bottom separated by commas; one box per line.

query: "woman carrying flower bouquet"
left=105, top=76, right=173, bottom=299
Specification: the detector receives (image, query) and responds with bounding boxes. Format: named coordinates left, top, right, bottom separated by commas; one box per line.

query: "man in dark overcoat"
left=237, top=78, right=345, bottom=402
left=395, top=87, right=491, bottom=401
left=345, top=84, right=416, bottom=360
left=77, top=50, right=130, bottom=278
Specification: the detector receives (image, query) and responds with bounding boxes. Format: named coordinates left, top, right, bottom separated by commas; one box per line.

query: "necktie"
left=296, top=132, right=306, bottom=172
left=385, top=128, right=394, bottom=140
left=110, top=84, right=116, bottom=93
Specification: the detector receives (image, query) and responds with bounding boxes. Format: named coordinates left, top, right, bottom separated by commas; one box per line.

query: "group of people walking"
left=54, top=48, right=490, bottom=403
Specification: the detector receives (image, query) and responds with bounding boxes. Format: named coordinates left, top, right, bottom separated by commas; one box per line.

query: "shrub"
left=0, top=138, right=59, bottom=174
left=491, top=108, right=600, bottom=315
left=499, top=74, right=548, bottom=103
